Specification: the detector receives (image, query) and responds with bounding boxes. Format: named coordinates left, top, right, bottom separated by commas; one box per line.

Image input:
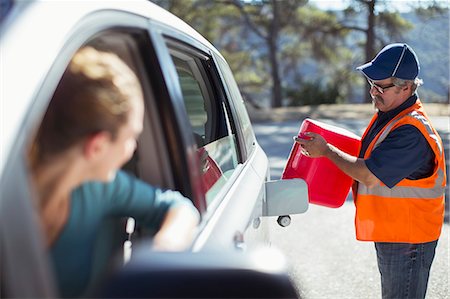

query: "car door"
left=145, top=23, right=270, bottom=251
left=1, top=2, right=308, bottom=297
left=0, top=5, right=195, bottom=296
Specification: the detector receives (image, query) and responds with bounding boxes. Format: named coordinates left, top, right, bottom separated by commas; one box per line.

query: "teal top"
left=50, top=170, right=195, bottom=297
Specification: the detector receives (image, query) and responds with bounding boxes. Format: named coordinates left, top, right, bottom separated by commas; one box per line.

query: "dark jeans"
left=375, top=240, right=438, bottom=299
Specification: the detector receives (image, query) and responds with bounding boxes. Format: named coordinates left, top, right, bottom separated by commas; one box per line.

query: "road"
left=253, top=116, right=449, bottom=299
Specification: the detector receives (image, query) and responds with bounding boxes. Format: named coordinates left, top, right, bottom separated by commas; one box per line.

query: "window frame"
left=212, top=53, right=257, bottom=162
left=0, top=11, right=179, bottom=297
left=164, top=38, right=244, bottom=209
left=169, top=51, right=217, bottom=143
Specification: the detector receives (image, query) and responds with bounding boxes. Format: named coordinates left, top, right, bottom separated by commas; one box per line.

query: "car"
left=0, top=0, right=309, bottom=297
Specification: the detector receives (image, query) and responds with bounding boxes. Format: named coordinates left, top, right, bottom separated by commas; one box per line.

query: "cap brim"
left=356, top=62, right=391, bottom=81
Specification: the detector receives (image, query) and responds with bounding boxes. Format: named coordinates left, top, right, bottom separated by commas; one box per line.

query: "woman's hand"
left=152, top=205, right=200, bottom=251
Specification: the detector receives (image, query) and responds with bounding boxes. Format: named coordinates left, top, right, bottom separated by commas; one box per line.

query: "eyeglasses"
left=367, top=80, right=396, bottom=94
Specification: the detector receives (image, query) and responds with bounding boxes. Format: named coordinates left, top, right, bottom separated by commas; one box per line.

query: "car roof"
left=0, top=0, right=220, bottom=174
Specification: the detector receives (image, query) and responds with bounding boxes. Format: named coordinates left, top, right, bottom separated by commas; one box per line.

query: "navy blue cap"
left=356, top=43, right=420, bottom=80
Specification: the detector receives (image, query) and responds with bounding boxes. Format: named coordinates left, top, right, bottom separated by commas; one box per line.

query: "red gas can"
left=282, top=118, right=361, bottom=208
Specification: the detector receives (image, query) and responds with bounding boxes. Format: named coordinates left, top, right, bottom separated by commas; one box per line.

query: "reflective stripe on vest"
left=355, top=99, right=446, bottom=243
left=357, top=168, right=445, bottom=199
left=373, top=110, right=443, bottom=156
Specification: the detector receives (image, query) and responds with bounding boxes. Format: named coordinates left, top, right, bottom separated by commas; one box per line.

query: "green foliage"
left=220, top=49, right=268, bottom=93
left=234, top=0, right=307, bottom=31
left=377, top=11, right=414, bottom=41
left=151, top=0, right=235, bottom=43
left=152, top=0, right=448, bottom=106
left=292, top=6, right=349, bottom=62
left=415, top=2, right=449, bottom=18
left=286, top=81, right=340, bottom=106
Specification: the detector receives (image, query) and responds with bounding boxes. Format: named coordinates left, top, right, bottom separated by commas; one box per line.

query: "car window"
left=215, top=56, right=255, bottom=159
left=167, top=45, right=239, bottom=207
left=20, top=29, right=176, bottom=297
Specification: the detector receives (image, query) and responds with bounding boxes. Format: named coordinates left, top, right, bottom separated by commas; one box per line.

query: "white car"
left=0, top=1, right=308, bottom=297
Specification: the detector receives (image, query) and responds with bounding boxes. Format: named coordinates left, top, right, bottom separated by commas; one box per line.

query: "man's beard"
left=371, top=95, right=384, bottom=106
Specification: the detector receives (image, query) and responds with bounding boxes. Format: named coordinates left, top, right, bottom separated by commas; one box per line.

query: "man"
left=295, top=43, right=446, bottom=299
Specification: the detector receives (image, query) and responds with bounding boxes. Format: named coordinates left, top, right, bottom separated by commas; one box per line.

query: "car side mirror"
left=97, top=244, right=299, bottom=298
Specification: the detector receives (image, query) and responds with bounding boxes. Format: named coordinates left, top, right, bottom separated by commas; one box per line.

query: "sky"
left=309, top=0, right=351, bottom=11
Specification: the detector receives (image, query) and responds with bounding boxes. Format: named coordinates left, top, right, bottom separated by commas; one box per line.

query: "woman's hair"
left=30, top=47, right=142, bottom=167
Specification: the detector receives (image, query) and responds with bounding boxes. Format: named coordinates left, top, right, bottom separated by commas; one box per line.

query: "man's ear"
left=83, top=132, right=112, bottom=160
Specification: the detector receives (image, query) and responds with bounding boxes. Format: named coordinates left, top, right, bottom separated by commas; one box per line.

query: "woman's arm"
left=107, top=171, right=200, bottom=250
left=152, top=204, right=200, bottom=251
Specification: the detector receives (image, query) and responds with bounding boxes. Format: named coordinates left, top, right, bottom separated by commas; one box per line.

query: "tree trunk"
left=268, top=38, right=282, bottom=108
left=364, top=0, right=377, bottom=102
left=269, top=0, right=282, bottom=108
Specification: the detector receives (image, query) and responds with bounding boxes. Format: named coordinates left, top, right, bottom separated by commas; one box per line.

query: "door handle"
left=233, top=231, right=246, bottom=251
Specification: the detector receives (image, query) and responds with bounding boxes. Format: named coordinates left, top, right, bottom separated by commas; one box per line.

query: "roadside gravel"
left=247, top=103, right=450, bottom=123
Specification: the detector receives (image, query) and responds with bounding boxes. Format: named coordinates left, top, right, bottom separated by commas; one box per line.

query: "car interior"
left=22, top=29, right=185, bottom=296
left=1, top=3, right=303, bottom=298
left=24, top=26, right=255, bottom=296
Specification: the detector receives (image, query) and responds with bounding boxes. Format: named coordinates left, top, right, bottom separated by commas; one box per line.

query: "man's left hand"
left=294, top=132, right=328, bottom=158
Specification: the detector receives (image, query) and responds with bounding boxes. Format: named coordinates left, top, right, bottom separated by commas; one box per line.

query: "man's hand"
left=294, top=132, right=328, bottom=158
left=294, top=131, right=380, bottom=187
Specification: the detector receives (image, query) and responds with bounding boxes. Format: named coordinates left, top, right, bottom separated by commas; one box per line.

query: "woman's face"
left=94, top=95, right=144, bottom=182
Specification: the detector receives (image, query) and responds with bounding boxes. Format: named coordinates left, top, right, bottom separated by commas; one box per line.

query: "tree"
left=153, top=0, right=354, bottom=108
left=153, top=0, right=448, bottom=106
left=222, top=0, right=352, bottom=108
left=221, top=0, right=308, bottom=108
left=333, top=0, right=414, bottom=101
left=151, top=0, right=231, bottom=43
left=285, top=5, right=352, bottom=104
left=414, top=2, right=449, bottom=103
left=151, top=0, right=266, bottom=107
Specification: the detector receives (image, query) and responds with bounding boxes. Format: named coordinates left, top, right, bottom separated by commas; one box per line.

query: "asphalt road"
left=253, top=116, right=449, bottom=299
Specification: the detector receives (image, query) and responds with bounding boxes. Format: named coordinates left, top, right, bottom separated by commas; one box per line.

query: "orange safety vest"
left=354, top=99, right=446, bottom=243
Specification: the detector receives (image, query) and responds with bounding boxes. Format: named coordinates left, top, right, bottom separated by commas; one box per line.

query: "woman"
left=28, top=47, right=199, bottom=297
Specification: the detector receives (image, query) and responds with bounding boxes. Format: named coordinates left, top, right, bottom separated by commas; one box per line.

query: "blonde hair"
left=30, top=47, right=142, bottom=166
